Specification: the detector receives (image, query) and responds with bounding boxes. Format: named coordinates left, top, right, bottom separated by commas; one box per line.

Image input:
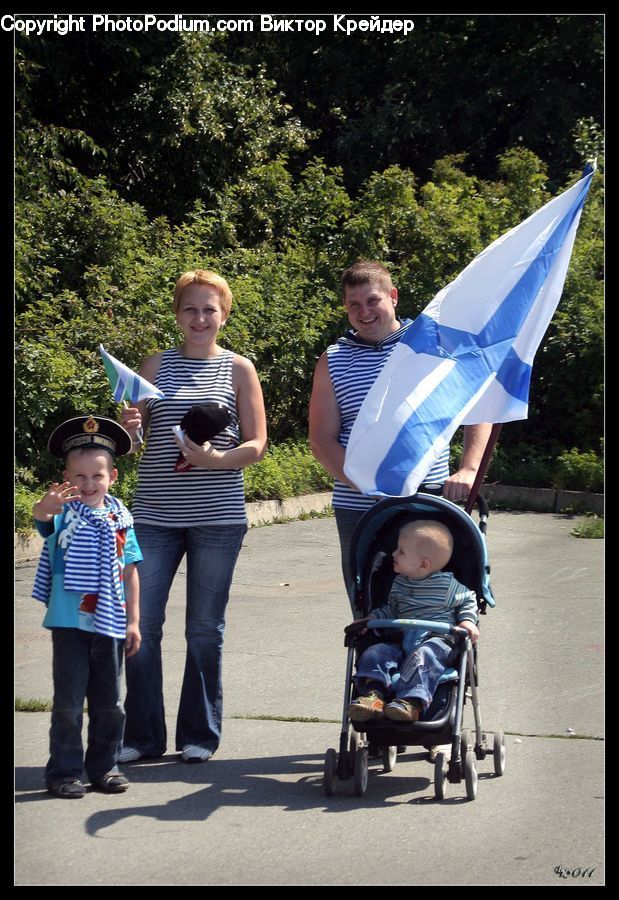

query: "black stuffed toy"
left=174, top=402, right=232, bottom=472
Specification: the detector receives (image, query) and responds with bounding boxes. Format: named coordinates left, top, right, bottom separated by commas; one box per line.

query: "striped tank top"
left=131, top=348, right=247, bottom=526
left=327, top=319, right=450, bottom=510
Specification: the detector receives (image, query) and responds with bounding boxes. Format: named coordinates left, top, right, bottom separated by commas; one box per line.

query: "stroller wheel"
left=323, top=748, right=338, bottom=796
left=382, top=746, right=397, bottom=773
left=493, top=730, right=506, bottom=776
left=434, top=751, right=448, bottom=800
left=347, top=731, right=360, bottom=776
left=460, top=729, right=471, bottom=774
left=353, top=747, right=369, bottom=796
left=464, top=750, right=478, bottom=800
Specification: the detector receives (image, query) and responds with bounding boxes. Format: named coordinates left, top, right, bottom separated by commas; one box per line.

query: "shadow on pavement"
left=15, top=748, right=459, bottom=833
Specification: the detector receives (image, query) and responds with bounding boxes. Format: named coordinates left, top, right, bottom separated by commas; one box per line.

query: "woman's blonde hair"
left=173, top=270, right=233, bottom=317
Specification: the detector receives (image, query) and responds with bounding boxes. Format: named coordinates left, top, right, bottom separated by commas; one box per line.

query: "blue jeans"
left=123, top=523, right=247, bottom=756
left=354, top=637, right=455, bottom=712
left=45, top=628, right=125, bottom=785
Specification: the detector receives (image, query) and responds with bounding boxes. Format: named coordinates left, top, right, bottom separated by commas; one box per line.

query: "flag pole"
left=464, top=423, right=502, bottom=515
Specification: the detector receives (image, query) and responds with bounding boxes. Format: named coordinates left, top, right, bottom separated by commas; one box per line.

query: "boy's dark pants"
left=45, top=628, right=125, bottom=785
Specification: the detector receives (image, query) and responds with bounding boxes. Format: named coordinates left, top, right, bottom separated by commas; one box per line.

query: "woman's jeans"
left=124, top=523, right=247, bottom=756
left=354, top=637, right=455, bottom=712
left=46, top=628, right=125, bottom=785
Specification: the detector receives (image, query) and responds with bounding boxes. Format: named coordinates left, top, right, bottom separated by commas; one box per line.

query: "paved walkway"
left=14, top=511, right=604, bottom=885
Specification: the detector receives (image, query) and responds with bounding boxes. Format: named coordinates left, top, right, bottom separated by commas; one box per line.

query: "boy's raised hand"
left=33, top=481, right=81, bottom=521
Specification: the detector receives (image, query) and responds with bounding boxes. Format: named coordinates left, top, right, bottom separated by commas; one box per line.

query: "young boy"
left=32, top=415, right=142, bottom=798
left=347, top=519, right=479, bottom=723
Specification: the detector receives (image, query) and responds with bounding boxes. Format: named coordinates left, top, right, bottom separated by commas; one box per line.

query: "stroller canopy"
left=349, top=493, right=495, bottom=615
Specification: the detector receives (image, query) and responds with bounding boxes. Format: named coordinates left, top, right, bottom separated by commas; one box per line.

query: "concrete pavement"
left=14, top=511, right=604, bottom=886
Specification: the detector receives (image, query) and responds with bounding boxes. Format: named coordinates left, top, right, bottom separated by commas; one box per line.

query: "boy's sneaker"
left=347, top=691, right=384, bottom=721
left=118, top=746, right=143, bottom=763
left=384, top=699, right=422, bottom=722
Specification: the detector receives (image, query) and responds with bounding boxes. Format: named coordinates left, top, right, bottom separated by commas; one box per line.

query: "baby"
left=347, top=519, right=479, bottom=723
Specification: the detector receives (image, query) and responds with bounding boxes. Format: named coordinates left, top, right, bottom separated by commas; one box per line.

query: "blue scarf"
left=32, top=496, right=134, bottom=638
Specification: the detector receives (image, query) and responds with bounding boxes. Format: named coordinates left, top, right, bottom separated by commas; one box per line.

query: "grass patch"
left=298, top=508, right=334, bottom=520
left=570, top=516, right=604, bottom=539
left=15, top=697, right=52, bottom=712
left=231, top=714, right=339, bottom=724
left=251, top=506, right=333, bottom=528
left=507, top=730, right=603, bottom=741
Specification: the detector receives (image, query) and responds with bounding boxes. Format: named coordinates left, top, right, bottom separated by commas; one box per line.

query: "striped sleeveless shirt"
left=327, top=318, right=450, bottom=510
left=131, top=348, right=247, bottom=526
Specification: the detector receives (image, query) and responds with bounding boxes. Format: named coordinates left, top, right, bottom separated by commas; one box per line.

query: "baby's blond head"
left=394, top=520, right=453, bottom=578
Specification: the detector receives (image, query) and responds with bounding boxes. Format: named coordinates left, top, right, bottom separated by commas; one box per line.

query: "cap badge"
left=83, top=416, right=99, bottom=434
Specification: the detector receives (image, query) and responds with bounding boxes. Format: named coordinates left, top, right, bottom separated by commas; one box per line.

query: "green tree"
left=227, top=15, right=603, bottom=192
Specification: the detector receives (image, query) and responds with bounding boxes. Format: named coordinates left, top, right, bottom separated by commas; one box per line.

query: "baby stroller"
left=323, top=491, right=505, bottom=800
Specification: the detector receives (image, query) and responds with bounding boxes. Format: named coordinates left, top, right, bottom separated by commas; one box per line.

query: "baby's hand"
left=457, top=620, right=480, bottom=643
left=33, top=482, right=81, bottom=521
left=344, top=615, right=373, bottom=636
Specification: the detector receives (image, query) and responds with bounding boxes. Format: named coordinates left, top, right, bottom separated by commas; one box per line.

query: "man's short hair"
left=341, top=260, right=393, bottom=298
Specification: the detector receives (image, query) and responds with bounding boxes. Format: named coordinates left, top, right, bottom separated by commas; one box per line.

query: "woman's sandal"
left=93, top=772, right=130, bottom=793
left=47, top=778, right=86, bottom=799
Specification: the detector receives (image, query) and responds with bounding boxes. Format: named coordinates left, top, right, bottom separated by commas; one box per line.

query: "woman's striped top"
left=131, top=348, right=247, bottom=526
left=326, top=319, right=450, bottom=510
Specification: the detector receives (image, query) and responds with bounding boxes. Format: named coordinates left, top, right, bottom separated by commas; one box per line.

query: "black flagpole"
left=464, top=423, right=503, bottom=515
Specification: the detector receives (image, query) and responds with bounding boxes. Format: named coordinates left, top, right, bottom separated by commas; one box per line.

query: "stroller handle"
left=367, top=618, right=468, bottom=637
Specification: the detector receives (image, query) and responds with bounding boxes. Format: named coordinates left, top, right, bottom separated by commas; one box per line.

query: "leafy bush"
left=244, top=440, right=332, bottom=502
left=112, top=459, right=140, bottom=509
left=15, top=53, right=604, bottom=490
left=486, top=443, right=555, bottom=488
left=553, top=447, right=604, bottom=493
left=15, top=483, right=45, bottom=534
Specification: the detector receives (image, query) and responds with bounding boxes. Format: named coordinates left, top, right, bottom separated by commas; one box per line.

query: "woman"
left=119, top=270, right=267, bottom=763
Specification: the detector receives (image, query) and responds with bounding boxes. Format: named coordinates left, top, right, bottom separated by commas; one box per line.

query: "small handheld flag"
left=344, top=163, right=597, bottom=498
left=99, top=345, right=164, bottom=404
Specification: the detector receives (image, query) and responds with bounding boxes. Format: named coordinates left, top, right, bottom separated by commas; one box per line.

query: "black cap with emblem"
left=47, top=415, right=132, bottom=459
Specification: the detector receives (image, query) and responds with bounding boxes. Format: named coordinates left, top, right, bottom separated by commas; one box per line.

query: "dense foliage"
left=14, top=17, right=604, bottom=497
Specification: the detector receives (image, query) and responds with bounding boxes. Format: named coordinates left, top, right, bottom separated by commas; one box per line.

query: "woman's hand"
left=120, top=405, right=143, bottom=442
left=173, top=433, right=223, bottom=469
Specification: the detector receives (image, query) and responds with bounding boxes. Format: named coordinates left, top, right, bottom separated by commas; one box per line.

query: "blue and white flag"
left=344, top=163, right=596, bottom=498
left=99, top=344, right=164, bottom=404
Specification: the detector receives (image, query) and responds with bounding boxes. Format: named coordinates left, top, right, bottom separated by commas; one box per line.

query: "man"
left=309, top=260, right=491, bottom=610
